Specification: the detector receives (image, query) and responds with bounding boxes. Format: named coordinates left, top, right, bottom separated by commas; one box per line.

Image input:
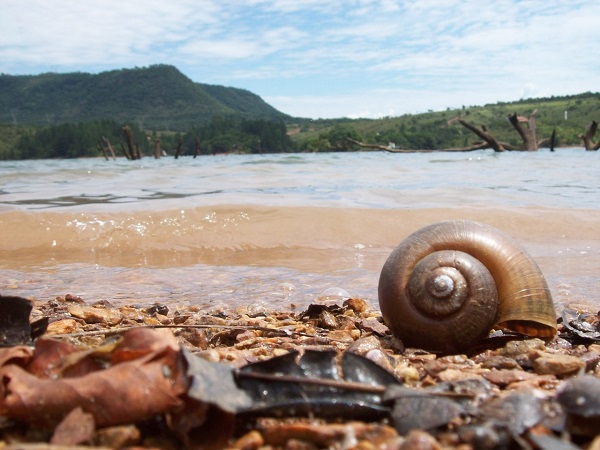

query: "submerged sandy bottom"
left=1, top=204, right=598, bottom=314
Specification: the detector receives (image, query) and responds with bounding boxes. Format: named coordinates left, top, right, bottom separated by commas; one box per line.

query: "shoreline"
left=1, top=294, right=599, bottom=448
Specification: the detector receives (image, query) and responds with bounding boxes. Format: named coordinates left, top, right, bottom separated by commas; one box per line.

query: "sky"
left=1, top=0, right=599, bottom=119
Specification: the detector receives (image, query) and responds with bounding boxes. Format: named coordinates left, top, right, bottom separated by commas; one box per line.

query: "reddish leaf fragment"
left=111, top=327, right=179, bottom=364
left=0, top=346, right=33, bottom=369
left=50, top=406, right=95, bottom=445
left=27, top=337, right=102, bottom=379
left=1, top=345, right=187, bottom=427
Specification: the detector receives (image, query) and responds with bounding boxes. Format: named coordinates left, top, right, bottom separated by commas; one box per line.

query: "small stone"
left=436, top=369, right=483, bottom=382
left=68, top=304, right=122, bottom=326
left=46, top=318, right=79, bottom=334
left=347, top=335, right=382, bottom=355
left=327, top=330, right=355, bottom=342
left=499, top=339, right=546, bottom=358
left=482, top=369, right=536, bottom=387
left=230, top=430, right=264, bottom=450
left=395, top=365, right=421, bottom=382
left=588, top=344, right=600, bottom=353
left=479, top=355, right=521, bottom=370
left=198, top=348, right=221, bottom=363
left=400, top=430, right=441, bottom=450
left=94, top=425, right=141, bottom=448
left=118, top=306, right=145, bottom=322
left=359, top=317, right=389, bottom=335
left=344, top=298, right=371, bottom=313
left=318, top=310, right=338, bottom=329
left=533, top=353, right=586, bottom=376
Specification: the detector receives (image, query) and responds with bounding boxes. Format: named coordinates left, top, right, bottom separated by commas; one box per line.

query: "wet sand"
left=1, top=204, right=599, bottom=312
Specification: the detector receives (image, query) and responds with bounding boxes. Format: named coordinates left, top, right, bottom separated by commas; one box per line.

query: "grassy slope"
left=289, top=93, right=600, bottom=149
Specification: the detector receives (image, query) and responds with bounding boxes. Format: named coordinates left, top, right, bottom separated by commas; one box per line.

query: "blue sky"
left=1, top=0, right=598, bottom=119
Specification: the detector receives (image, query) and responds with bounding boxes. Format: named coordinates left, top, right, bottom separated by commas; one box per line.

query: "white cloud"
left=1, top=0, right=599, bottom=118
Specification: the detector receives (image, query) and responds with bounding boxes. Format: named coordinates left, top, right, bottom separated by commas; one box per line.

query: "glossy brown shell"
left=378, top=220, right=557, bottom=353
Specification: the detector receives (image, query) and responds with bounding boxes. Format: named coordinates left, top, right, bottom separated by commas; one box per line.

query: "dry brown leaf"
left=50, top=406, right=95, bottom=445
left=27, top=337, right=102, bottom=379
left=0, top=346, right=33, bottom=368
left=1, top=340, right=187, bottom=427
left=111, top=327, right=179, bottom=364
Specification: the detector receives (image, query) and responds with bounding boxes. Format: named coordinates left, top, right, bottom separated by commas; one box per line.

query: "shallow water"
left=1, top=149, right=598, bottom=313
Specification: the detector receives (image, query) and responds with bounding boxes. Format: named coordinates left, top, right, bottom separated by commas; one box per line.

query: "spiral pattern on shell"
left=378, top=220, right=557, bottom=353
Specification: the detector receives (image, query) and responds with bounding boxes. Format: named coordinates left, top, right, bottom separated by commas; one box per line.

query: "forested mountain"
left=0, top=65, right=288, bottom=130
left=0, top=63, right=598, bottom=159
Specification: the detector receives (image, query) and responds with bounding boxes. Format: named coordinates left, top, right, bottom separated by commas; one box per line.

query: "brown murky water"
left=1, top=150, right=598, bottom=313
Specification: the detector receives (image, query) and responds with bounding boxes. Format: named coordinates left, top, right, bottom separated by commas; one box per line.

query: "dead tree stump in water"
left=458, top=110, right=549, bottom=151
left=122, top=126, right=140, bottom=159
left=153, top=138, right=161, bottom=159
left=580, top=121, right=600, bottom=151
left=194, top=138, right=200, bottom=158
left=508, top=110, right=538, bottom=151
left=457, top=120, right=508, bottom=152
left=100, top=136, right=116, bottom=160
left=174, top=139, right=183, bottom=159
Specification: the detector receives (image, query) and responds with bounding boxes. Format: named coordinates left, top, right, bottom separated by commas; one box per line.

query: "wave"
left=1, top=204, right=598, bottom=271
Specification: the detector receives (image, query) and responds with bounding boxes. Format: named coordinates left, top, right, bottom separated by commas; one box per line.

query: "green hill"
left=0, top=65, right=288, bottom=131
left=0, top=63, right=598, bottom=158
left=290, top=92, right=600, bottom=151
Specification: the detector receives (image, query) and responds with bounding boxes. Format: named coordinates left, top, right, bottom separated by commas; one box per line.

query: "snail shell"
left=378, top=220, right=556, bottom=353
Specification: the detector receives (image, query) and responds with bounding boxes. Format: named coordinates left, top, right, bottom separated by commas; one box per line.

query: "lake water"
left=1, top=149, right=599, bottom=314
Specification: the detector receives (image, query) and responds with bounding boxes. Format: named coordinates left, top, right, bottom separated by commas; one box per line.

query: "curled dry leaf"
left=0, top=346, right=33, bottom=368
left=50, top=406, right=95, bottom=445
left=0, top=329, right=188, bottom=428
left=26, top=337, right=103, bottom=379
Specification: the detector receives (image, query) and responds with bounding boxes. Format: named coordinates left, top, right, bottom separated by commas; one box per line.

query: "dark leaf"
left=479, top=391, right=547, bottom=435
left=385, top=385, right=465, bottom=434
left=527, top=431, right=582, bottom=450
left=235, top=349, right=400, bottom=420
left=183, top=348, right=253, bottom=414
left=341, top=351, right=399, bottom=386
left=297, top=303, right=345, bottom=320
left=559, top=308, right=600, bottom=344
left=0, top=295, right=33, bottom=347
left=29, top=317, right=49, bottom=340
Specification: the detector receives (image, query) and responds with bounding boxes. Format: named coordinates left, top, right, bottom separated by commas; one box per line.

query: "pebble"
left=67, top=304, right=123, bottom=326
left=230, top=430, right=264, bottom=450
left=482, top=369, right=536, bottom=387
left=395, top=364, right=421, bottom=382
left=532, top=353, right=586, bottom=376
left=400, top=430, right=442, bottom=450
left=45, top=318, right=79, bottom=334
left=347, top=335, right=382, bottom=355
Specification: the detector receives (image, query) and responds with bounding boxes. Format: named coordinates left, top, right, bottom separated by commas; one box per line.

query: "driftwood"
left=174, top=139, right=183, bottom=159
left=508, top=110, right=538, bottom=150
left=153, top=138, right=161, bottom=159
left=98, top=136, right=117, bottom=161
left=346, top=110, right=550, bottom=153
left=122, top=126, right=142, bottom=160
left=580, top=121, right=600, bottom=151
left=346, top=138, right=491, bottom=153
left=119, top=143, right=130, bottom=160
left=458, top=110, right=550, bottom=152
left=98, top=142, right=108, bottom=160
left=457, top=120, right=511, bottom=152
left=194, top=138, right=201, bottom=158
